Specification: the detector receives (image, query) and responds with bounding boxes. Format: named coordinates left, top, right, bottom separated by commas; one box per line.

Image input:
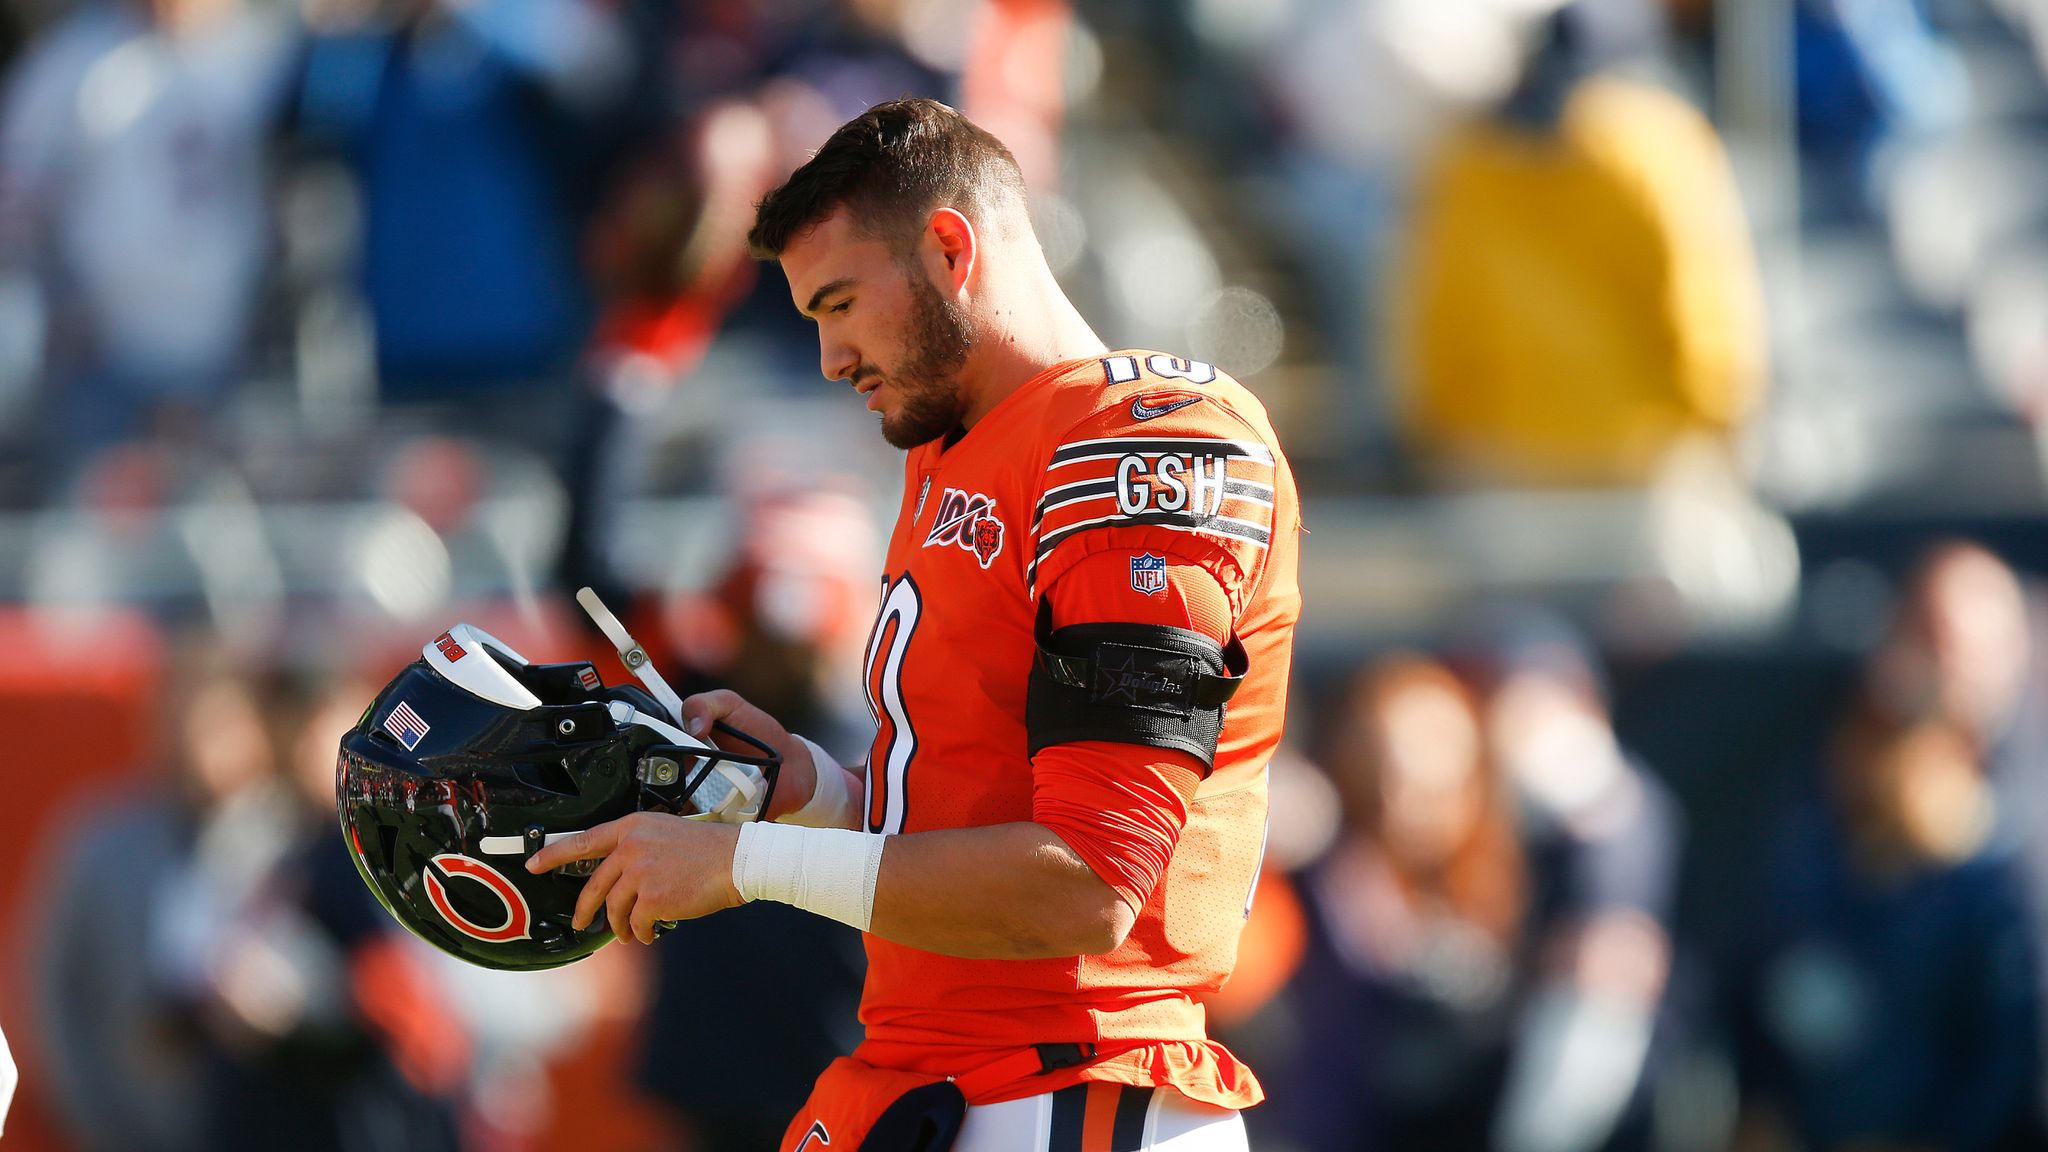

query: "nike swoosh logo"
left=1130, top=394, right=1204, bottom=421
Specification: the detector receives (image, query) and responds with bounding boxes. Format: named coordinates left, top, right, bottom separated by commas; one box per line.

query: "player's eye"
left=830, top=299, right=852, bottom=314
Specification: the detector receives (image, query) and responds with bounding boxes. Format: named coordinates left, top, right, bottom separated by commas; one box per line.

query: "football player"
left=529, top=97, right=1302, bottom=1152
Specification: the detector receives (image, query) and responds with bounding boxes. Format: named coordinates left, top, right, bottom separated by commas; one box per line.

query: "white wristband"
left=731, top=821, right=886, bottom=933
left=784, top=735, right=858, bottom=828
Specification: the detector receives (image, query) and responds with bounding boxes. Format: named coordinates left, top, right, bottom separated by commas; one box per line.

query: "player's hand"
left=680, top=689, right=819, bottom=823
left=524, top=812, right=743, bottom=943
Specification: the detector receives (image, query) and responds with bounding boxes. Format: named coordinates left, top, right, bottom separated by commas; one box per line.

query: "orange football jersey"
left=851, top=350, right=1303, bottom=1109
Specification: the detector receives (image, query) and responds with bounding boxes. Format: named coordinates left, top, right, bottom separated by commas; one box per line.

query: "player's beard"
left=874, top=269, right=973, bottom=450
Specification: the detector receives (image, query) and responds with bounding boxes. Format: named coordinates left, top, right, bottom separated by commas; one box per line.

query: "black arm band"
left=1025, top=600, right=1249, bottom=769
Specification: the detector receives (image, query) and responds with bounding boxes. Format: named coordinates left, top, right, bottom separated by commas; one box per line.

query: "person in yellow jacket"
left=1394, top=3, right=1766, bottom=487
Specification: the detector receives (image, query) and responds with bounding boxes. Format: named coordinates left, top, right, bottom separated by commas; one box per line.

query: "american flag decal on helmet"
left=385, top=701, right=431, bottom=750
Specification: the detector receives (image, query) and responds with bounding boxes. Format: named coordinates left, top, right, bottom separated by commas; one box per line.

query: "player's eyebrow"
left=804, top=278, right=857, bottom=315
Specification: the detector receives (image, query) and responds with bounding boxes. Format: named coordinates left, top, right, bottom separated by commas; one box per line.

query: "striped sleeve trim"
left=1027, top=429, right=1280, bottom=595
left=1048, top=435, right=1275, bottom=469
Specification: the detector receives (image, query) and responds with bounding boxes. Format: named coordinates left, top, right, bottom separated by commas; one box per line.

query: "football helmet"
left=337, top=624, right=780, bottom=970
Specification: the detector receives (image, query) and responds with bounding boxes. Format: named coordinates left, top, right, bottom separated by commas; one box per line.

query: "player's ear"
left=923, top=208, right=975, bottom=294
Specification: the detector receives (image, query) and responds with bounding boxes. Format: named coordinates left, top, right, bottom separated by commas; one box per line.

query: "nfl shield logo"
left=1130, top=553, right=1167, bottom=596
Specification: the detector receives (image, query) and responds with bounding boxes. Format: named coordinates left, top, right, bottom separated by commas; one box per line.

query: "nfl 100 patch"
left=924, top=487, right=1007, bottom=570
left=1130, top=552, right=1167, bottom=596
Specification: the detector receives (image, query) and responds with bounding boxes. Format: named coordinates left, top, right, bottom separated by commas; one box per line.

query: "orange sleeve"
left=1031, top=549, right=1228, bottom=911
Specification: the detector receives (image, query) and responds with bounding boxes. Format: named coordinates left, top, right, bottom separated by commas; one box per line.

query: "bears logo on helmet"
left=422, top=854, right=532, bottom=943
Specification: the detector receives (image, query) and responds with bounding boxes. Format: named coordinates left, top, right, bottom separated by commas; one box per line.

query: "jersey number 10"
left=862, top=575, right=922, bottom=834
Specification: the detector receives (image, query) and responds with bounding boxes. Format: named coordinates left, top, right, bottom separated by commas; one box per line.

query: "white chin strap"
left=608, top=699, right=770, bottom=823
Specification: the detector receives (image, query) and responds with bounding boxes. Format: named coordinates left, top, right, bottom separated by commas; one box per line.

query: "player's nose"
left=821, top=338, right=858, bottom=385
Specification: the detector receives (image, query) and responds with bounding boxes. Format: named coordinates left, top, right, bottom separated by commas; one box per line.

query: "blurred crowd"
left=2, top=0, right=2048, bottom=1149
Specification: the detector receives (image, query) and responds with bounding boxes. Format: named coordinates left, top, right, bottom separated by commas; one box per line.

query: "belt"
left=950, top=1042, right=1098, bottom=1099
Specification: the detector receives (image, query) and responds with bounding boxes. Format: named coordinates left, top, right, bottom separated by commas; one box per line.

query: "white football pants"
left=953, top=1085, right=1247, bottom=1151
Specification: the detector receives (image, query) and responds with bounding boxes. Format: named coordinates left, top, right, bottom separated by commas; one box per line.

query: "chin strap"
left=636, top=717, right=783, bottom=823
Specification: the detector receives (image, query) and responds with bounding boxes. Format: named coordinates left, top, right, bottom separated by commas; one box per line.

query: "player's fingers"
left=527, top=821, right=621, bottom=873
left=629, top=901, right=664, bottom=945
left=678, top=689, right=744, bottom=740
left=605, top=877, right=639, bottom=944
left=570, top=852, right=626, bottom=932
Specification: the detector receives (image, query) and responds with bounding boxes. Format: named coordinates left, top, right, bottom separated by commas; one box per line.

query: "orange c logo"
left=422, top=853, right=532, bottom=943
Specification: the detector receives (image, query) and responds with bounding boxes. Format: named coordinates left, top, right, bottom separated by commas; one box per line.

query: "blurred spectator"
left=189, top=668, right=468, bottom=1152
left=1731, top=704, right=2038, bottom=1151
left=1865, top=542, right=2041, bottom=777
left=621, top=0, right=1035, bottom=353
left=36, top=640, right=278, bottom=1152
left=1392, top=0, right=1766, bottom=486
left=958, top=0, right=1070, bottom=193
left=1268, top=621, right=1679, bottom=1152
left=362, top=433, right=529, bottom=623
left=0, top=0, right=295, bottom=486
left=1266, top=656, right=1527, bottom=1151
left=557, top=0, right=1067, bottom=604
left=560, top=95, right=780, bottom=607
left=651, top=484, right=880, bottom=750
left=1866, top=540, right=2048, bottom=1132
left=35, top=639, right=466, bottom=1152
left=634, top=485, right=878, bottom=1150
left=1793, top=0, right=1968, bottom=216
left=1463, top=610, right=1682, bottom=1152
left=1252, top=0, right=1540, bottom=371
left=644, top=0, right=949, bottom=129
left=291, top=0, right=631, bottom=432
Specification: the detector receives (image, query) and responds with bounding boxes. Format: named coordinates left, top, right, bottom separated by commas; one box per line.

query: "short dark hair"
left=748, top=98, right=1027, bottom=261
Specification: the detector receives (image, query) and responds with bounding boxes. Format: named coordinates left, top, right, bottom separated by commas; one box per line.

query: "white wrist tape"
left=784, top=735, right=859, bottom=828
left=731, top=821, right=885, bottom=933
